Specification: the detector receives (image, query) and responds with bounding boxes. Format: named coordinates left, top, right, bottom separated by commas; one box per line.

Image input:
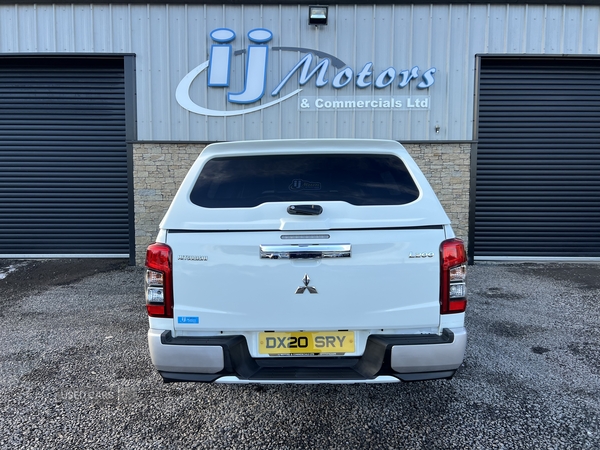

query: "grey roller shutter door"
left=0, top=57, right=131, bottom=257
left=473, top=57, right=600, bottom=260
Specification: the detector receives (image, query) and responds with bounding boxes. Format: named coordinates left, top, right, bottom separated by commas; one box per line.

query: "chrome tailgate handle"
left=260, top=244, right=351, bottom=259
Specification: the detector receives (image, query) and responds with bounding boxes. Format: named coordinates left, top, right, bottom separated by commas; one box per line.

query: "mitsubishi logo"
left=295, top=274, right=318, bottom=294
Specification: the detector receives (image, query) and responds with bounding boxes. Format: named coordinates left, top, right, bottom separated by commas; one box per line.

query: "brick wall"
left=133, top=142, right=471, bottom=264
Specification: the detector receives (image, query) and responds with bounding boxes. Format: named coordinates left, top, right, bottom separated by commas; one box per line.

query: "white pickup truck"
left=145, top=139, right=467, bottom=384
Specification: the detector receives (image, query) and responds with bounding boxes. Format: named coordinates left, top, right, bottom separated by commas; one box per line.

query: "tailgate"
left=168, top=228, right=443, bottom=332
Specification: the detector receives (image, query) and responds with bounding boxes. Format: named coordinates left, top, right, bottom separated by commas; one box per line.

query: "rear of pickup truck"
left=145, top=139, right=467, bottom=384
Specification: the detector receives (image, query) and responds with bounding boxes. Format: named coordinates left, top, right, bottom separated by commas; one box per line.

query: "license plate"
left=258, top=331, right=355, bottom=355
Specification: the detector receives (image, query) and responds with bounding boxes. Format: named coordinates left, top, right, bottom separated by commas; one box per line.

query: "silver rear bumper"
left=148, top=328, right=467, bottom=382
left=391, top=327, right=467, bottom=373
left=148, top=329, right=224, bottom=373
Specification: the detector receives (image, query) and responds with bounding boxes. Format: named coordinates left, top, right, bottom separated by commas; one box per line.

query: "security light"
left=308, top=6, right=328, bottom=26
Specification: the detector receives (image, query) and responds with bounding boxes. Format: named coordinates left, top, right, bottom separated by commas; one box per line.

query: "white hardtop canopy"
left=160, top=139, right=451, bottom=231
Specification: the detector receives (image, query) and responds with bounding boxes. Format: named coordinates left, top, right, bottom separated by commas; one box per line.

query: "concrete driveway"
left=0, top=259, right=598, bottom=449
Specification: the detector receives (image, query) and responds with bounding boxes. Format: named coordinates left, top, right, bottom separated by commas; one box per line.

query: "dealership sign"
left=176, top=28, right=436, bottom=117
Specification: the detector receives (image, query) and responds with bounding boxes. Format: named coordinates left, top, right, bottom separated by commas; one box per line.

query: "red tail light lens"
left=440, top=238, right=467, bottom=314
left=145, top=243, right=173, bottom=318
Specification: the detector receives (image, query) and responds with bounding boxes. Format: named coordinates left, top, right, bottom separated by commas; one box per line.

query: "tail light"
left=145, top=243, right=173, bottom=318
left=440, top=238, right=467, bottom=314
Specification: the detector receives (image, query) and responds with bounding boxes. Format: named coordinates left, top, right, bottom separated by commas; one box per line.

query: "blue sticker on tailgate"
left=177, top=316, right=199, bottom=324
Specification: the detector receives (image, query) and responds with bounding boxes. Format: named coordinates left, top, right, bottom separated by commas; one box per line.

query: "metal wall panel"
left=1, top=4, right=600, bottom=141
left=472, top=57, right=600, bottom=260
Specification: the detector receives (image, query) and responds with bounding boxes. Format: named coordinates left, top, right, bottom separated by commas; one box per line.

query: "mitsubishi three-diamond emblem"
left=295, top=274, right=318, bottom=294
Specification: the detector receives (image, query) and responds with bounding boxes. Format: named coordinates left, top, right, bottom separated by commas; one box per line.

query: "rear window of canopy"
left=190, top=153, right=420, bottom=208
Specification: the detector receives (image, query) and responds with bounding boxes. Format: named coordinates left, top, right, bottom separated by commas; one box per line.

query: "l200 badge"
left=408, top=252, right=434, bottom=258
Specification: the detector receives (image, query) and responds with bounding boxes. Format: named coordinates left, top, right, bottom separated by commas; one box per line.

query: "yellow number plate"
left=259, top=331, right=355, bottom=355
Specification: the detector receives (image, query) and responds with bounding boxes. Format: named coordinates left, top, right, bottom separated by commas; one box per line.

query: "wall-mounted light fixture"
left=308, top=6, right=328, bottom=26
left=435, top=125, right=441, bottom=134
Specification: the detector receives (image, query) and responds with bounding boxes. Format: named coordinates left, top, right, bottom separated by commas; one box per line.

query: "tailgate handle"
left=287, top=205, right=323, bottom=215
left=260, top=244, right=351, bottom=260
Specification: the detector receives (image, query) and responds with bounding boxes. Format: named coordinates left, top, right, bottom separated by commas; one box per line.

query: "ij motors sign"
left=176, top=28, right=436, bottom=117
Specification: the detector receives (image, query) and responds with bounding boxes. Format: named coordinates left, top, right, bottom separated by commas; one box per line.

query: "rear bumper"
left=148, top=328, right=467, bottom=383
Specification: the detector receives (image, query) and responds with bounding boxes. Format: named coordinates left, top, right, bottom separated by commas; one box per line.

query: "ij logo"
left=289, top=179, right=322, bottom=191
left=176, top=28, right=436, bottom=117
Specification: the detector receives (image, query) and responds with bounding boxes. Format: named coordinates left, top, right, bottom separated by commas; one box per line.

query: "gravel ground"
left=0, top=259, right=599, bottom=449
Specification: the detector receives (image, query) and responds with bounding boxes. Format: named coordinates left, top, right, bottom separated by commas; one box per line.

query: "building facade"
left=0, top=1, right=599, bottom=263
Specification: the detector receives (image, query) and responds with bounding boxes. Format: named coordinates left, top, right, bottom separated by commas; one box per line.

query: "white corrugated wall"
left=0, top=3, right=599, bottom=141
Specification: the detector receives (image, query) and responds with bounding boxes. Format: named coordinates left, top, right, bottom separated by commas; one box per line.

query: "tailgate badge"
left=178, top=255, right=208, bottom=261
left=409, top=252, right=434, bottom=259
left=295, top=274, right=318, bottom=294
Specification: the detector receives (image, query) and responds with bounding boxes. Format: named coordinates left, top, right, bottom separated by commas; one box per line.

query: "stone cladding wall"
left=134, top=143, right=207, bottom=264
left=403, top=143, right=472, bottom=246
